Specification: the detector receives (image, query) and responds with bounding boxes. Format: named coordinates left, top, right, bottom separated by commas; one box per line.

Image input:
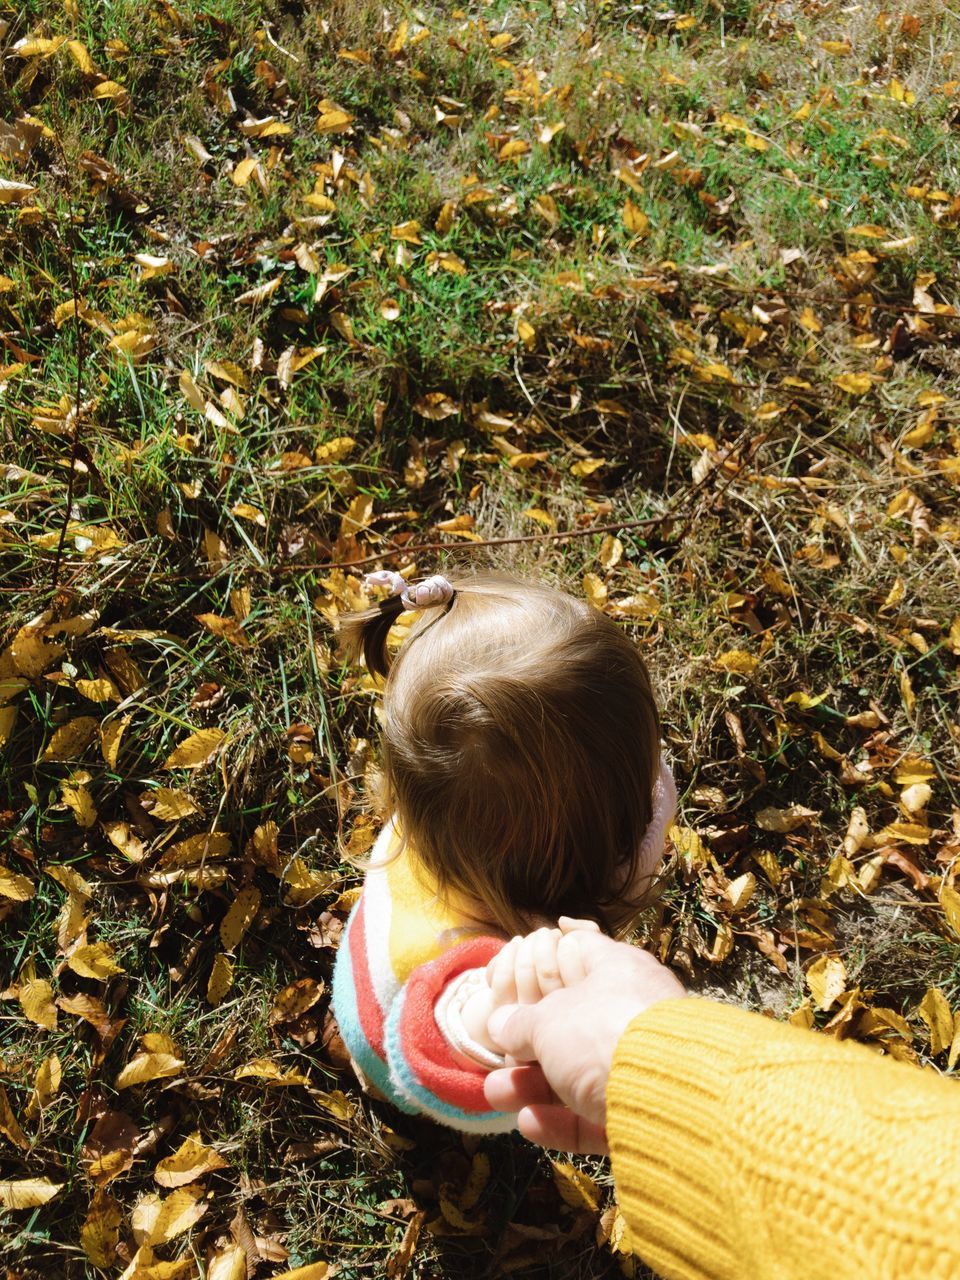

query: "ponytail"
left=340, top=571, right=457, bottom=678
left=340, top=595, right=405, bottom=678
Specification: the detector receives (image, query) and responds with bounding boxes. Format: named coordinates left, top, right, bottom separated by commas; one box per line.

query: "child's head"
left=342, top=571, right=673, bottom=935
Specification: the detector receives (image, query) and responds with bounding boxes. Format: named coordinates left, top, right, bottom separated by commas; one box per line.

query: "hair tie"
left=364, top=570, right=455, bottom=612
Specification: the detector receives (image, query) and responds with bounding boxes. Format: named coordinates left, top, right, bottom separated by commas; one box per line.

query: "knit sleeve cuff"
left=606, top=998, right=744, bottom=1280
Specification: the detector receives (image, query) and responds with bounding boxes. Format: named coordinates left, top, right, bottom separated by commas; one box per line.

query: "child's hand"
left=487, top=918, right=602, bottom=1007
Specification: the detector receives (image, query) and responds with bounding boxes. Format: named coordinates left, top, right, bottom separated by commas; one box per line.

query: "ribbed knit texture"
left=607, top=998, right=960, bottom=1280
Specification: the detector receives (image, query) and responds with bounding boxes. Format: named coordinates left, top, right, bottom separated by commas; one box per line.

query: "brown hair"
left=341, top=572, right=661, bottom=936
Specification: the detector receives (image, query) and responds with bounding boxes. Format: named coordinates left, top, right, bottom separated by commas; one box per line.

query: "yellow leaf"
left=806, top=954, right=847, bottom=1011
left=19, top=978, right=57, bottom=1030
left=833, top=372, right=872, bottom=395
left=61, top=779, right=97, bottom=828
left=101, top=714, right=131, bottom=768
left=236, top=276, right=282, bottom=306
left=0, top=866, right=35, bottom=901
left=390, top=220, right=422, bottom=244
left=270, top=1265, right=329, bottom=1280
left=91, top=80, right=129, bottom=101
left=67, top=941, right=124, bottom=980
left=0, top=1086, right=28, bottom=1149
left=282, top=856, right=336, bottom=907
left=551, top=1161, right=601, bottom=1214
left=219, top=886, right=261, bottom=950
left=103, top=819, right=146, bottom=862
left=918, top=988, right=954, bottom=1055
left=163, top=728, right=225, bottom=770
left=893, top=755, right=936, bottom=786
left=725, top=872, right=757, bottom=913
left=797, top=306, right=822, bottom=333
left=0, top=705, right=17, bottom=748
left=880, top=576, right=905, bottom=611
left=232, top=156, right=260, bottom=188
left=234, top=1059, right=311, bottom=1087
left=315, top=436, right=356, bottom=465
left=622, top=198, right=650, bottom=237
left=849, top=224, right=891, bottom=239
left=115, top=1048, right=185, bottom=1089
left=80, top=1190, right=122, bottom=1267
left=140, top=787, right=200, bottom=822
left=940, top=884, right=960, bottom=939
left=522, top=507, right=556, bottom=529
left=582, top=572, right=608, bottom=611
left=146, top=1184, right=206, bottom=1244
left=756, top=804, right=819, bottom=833
left=499, top=138, right=530, bottom=160
left=570, top=457, right=604, bottom=478
left=435, top=200, right=457, bottom=233
left=46, top=864, right=93, bottom=899
left=13, top=36, right=66, bottom=58
left=41, top=715, right=99, bottom=762
left=599, top=534, right=623, bottom=571
left=516, top=318, right=536, bottom=350
left=0, top=1178, right=63, bottom=1208
left=316, top=109, right=353, bottom=133
left=743, top=131, right=769, bottom=151
left=206, top=953, right=234, bottom=1006
left=715, top=649, right=759, bottom=675
left=314, top=1089, right=356, bottom=1121
left=820, top=39, right=852, bottom=54
left=207, top=1247, right=248, bottom=1280
left=269, top=977, right=324, bottom=1025
left=26, top=1054, right=61, bottom=1118
left=155, top=1133, right=228, bottom=1188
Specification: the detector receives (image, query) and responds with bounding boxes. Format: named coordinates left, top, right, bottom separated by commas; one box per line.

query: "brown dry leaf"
left=918, top=988, right=954, bottom=1055
left=19, top=977, right=57, bottom=1031
left=80, top=1189, right=122, bottom=1266
left=0, top=1178, right=63, bottom=1209
left=269, top=977, right=324, bottom=1025
left=0, top=865, right=35, bottom=901
left=386, top=1210, right=426, bottom=1279
left=219, top=886, right=261, bottom=950
left=163, top=728, right=225, bottom=770
left=155, top=1133, right=228, bottom=1188
left=67, top=941, right=124, bottom=980
left=41, top=715, right=99, bottom=762
left=207, top=953, right=234, bottom=1006
left=806, top=954, right=847, bottom=1011
left=82, top=1109, right=139, bottom=1185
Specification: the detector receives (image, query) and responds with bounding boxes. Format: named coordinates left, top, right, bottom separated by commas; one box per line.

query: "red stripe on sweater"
left=397, top=935, right=505, bottom=1113
left=349, top=894, right=386, bottom=1059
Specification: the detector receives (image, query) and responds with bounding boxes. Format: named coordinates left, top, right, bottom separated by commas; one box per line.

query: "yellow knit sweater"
left=606, top=998, right=960, bottom=1280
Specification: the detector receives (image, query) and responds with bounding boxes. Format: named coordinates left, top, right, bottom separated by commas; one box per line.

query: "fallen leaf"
left=918, top=988, right=954, bottom=1055
left=219, top=885, right=261, bottom=950
left=0, top=866, right=35, bottom=901
left=756, top=804, right=819, bottom=833
left=0, top=1178, right=63, bottom=1208
left=82, top=1109, right=139, bottom=1184
left=163, top=728, right=225, bottom=770
left=155, top=1133, right=228, bottom=1187
left=207, top=953, right=234, bottom=1005
left=806, top=954, right=847, bottom=1011
left=67, top=941, right=124, bottom=980
left=715, top=650, right=759, bottom=675
left=41, top=716, right=99, bottom=762
left=19, top=977, right=57, bottom=1030
left=80, top=1190, right=122, bottom=1267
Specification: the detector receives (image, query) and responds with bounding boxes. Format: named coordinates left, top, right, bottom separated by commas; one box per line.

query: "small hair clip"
left=364, top=570, right=455, bottom=612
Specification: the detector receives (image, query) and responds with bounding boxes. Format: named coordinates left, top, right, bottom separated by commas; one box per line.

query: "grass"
left=2, top=0, right=960, bottom=1274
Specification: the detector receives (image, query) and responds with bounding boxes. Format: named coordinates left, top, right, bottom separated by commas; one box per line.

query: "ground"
left=1, top=0, right=959, bottom=1276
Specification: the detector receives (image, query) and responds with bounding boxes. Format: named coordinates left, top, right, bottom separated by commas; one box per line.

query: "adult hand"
left=483, top=931, right=685, bottom=1153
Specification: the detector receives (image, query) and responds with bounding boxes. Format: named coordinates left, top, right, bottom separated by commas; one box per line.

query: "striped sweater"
left=331, top=821, right=517, bottom=1132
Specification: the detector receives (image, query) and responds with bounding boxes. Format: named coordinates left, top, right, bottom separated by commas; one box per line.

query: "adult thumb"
left=488, top=1004, right=536, bottom=1061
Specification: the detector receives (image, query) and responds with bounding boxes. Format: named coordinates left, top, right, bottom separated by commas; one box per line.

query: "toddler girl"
left=331, top=569, right=675, bottom=1132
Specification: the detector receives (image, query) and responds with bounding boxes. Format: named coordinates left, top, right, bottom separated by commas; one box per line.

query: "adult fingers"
left=483, top=1063, right=557, bottom=1112
left=517, top=1106, right=610, bottom=1156
left=487, top=1003, right=536, bottom=1061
